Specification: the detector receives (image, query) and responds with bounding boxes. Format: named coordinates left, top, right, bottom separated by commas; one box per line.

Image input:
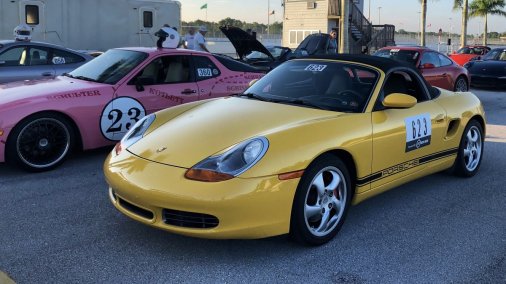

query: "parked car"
left=219, top=26, right=292, bottom=70
left=464, top=48, right=506, bottom=89
left=374, top=46, right=470, bottom=92
left=104, top=54, right=485, bottom=245
left=0, top=40, right=93, bottom=83
left=0, top=47, right=265, bottom=171
left=449, top=45, right=490, bottom=66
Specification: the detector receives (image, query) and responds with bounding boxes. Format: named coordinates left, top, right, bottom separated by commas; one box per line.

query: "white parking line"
left=486, top=124, right=506, bottom=143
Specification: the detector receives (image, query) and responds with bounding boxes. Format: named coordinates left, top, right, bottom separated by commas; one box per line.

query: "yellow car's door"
left=369, top=71, right=448, bottom=190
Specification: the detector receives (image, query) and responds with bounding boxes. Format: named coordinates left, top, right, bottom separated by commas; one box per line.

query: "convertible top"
left=303, top=54, right=440, bottom=98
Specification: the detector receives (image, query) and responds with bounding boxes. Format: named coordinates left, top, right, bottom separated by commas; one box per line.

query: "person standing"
left=327, top=29, right=338, bottom=54
left=194, top=26, right=210, bottom=52
left=183, top=27, right=196, bottom=49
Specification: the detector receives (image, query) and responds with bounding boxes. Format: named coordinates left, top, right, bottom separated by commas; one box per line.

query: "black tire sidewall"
left=290, top=154, right=352, bottom=245
left=6, top=112, right=75, bottom=172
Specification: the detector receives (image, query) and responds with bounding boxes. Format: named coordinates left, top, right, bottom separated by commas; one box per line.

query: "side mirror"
left=419, top=63, right=435, bottom=69
left=248, top=79, right=259, bottom=87
left=383, top=93, right=417, bottom=109
left=135, top=76, right=154, bottom=92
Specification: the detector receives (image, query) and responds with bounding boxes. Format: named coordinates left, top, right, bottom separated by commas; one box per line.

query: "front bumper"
left=104, top=151, right=300, bottom=239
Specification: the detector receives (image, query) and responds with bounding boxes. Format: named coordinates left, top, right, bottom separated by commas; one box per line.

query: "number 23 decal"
left=100, top=97, right=146, bottom=141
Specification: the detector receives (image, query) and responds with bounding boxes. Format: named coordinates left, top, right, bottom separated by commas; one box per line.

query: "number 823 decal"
left=405, top=113, right=432, bottom=152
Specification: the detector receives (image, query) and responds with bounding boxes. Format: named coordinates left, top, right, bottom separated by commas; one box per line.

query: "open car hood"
left=220, top=26, right=274, bottom=61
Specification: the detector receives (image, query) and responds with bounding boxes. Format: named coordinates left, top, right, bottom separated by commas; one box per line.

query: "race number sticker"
left=100, top=97, right=146, bottom=141
left=197, top=68, right=212, bottom=77
left=304, top=64, right=327, bottom=72
left=405, top=113, right=432, bottom=152
left=52, top=57, right=66, bottom=65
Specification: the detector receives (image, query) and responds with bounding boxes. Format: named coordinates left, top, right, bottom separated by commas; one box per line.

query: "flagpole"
left=267, top=0, right=270, bottom=36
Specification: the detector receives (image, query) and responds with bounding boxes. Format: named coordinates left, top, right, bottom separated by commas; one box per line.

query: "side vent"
left=446, top=119, right=460, bottom=138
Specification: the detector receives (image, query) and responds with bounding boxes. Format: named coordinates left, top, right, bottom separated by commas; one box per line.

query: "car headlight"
left=114, top=114, right=156, bottom=155
left=185, top=137, right=269, bottom=182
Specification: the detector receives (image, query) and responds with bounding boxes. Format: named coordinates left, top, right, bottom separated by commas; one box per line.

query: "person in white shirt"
left=183, top=27, right=196, bottom=49
left=194, top=26, right=209, bottom=52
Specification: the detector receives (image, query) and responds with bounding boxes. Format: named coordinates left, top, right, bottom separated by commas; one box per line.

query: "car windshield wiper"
left=279, top=98, right=332, bottom=111
left=62, top=73, right=74, bottom=78
left=71, top=75, right=98, bottom=82
left=238, top=93, right=273, bottom=102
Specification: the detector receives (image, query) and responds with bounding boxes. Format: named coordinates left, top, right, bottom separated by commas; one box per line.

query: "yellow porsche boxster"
left=104, top=54, right=485, bottom=245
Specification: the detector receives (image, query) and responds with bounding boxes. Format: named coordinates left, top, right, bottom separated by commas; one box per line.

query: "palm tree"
left=469, top=0, right=506, bottom=45
left=454, top=0, right=469, bottom=48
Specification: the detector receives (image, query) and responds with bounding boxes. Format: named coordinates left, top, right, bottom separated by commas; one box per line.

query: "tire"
left=290, top=154, right=352, bottom=245
left=451, top=120, right=484, bottom=177
left=6, top=112, right=74, bottom=172
left=454, top=76, right=468, bottom=92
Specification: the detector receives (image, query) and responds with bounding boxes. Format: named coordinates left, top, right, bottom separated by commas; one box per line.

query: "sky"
left=178, top=0, right=506, bottom=34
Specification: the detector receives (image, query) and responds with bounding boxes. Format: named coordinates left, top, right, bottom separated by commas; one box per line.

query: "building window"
left=143, top=11, right=153, bottom=28
left=25, top=5, right=39, bottom=25
left=289, top=30, right=319, bottom=45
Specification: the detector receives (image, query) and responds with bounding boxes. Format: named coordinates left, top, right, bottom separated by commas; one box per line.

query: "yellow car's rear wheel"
left=290, top=154, right=352, bottom=245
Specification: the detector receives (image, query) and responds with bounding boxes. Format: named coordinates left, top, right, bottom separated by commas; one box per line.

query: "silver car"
left=0, top=40, right=93, bottom=83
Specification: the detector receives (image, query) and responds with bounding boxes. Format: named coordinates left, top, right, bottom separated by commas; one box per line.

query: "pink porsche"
left=0, top=48, right=264, bottom=171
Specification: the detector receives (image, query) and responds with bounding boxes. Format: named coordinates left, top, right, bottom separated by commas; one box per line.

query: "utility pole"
left=267, top=0, right=270, bottom=36
left=378, top=7, right=382, bottom=25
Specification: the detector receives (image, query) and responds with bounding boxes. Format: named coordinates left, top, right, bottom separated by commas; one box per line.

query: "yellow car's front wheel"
left=290, top=154, right=352, bottom=245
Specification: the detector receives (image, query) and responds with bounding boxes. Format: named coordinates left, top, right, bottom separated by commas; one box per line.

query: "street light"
left=378, top=6, right=382, bottom=25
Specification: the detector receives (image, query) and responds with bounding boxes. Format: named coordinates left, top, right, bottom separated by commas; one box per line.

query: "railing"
left=367, top=25, right=396, bottom=52
left=349, top=1, right=371, bottom=44
left=328, top=0, right=341, bottom=17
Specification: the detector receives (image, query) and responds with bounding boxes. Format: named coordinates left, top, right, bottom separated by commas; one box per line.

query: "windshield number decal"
left=390, top=49, right=400, bottom=53
left=100, top=97, right=146, bottom=141
left=52, top=57, right=66, bottom=65
left=405, top=113, right=432, bottom=152
left=197, top=68, right=212, bottom=77
left=305, top=64, right=327, bottom=72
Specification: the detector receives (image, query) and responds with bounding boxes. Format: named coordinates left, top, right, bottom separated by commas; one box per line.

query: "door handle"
left=41, top=72, right=53, bottom=76
left=181, top=89, right=197, bottom=95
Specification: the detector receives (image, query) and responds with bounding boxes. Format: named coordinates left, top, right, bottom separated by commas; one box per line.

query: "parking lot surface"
left=1, top=89, right=505, bottom=283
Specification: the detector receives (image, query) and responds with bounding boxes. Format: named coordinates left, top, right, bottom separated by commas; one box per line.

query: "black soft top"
left=302, top=54, right=440, bottom=98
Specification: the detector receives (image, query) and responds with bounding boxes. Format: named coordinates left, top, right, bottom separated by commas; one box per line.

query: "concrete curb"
left=0, top=271, right=15, bottom=284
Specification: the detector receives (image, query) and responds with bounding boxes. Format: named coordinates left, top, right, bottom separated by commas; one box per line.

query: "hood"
left=467, top=60, right=506, bottom=75
left=0, top=76, right=110, bottom=106
left=220, top=26, right=274, bottom=60
left=128, top=97, right=340, bottom=167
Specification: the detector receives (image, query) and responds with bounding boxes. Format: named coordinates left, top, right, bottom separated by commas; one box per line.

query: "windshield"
left=482, top=49, right=506, bottom=61
left=374, top=49, right=420, bottom=66
left=245, top=47, right=285, bottom=60
left=456, top=46, right=488, bottom=55
left=242, top=60, right=379, bottom=113
left=68, top=49, right=148, bottom=84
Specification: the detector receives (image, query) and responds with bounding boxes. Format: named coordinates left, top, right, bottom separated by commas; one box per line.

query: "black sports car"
left=464, top=48, right=506, bottom=89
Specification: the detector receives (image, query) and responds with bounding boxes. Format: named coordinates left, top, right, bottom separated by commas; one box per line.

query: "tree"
left=469, top=0, right=506, bottom=45
left=454, top=0, right=469, bottom=48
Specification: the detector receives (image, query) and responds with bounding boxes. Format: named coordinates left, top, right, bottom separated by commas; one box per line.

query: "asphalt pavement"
left=0, top=89, right=505, bottom=283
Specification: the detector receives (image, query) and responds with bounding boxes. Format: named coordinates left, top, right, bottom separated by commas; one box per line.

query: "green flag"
left=200, top=3, right=207, bottom=9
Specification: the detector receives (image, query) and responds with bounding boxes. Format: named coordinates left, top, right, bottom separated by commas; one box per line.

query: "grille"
left=118, top=197, right=154, bottom=220
left=162, top=209, right=219, bottom=229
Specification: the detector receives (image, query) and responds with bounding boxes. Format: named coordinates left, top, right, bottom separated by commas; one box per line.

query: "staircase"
left=348, top=1, right=395, bottom=54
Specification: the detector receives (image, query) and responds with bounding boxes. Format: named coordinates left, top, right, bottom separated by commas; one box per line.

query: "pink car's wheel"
left=454, top=76, right=468, bottom=92
left=7, top=113, right=74, bottom=171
